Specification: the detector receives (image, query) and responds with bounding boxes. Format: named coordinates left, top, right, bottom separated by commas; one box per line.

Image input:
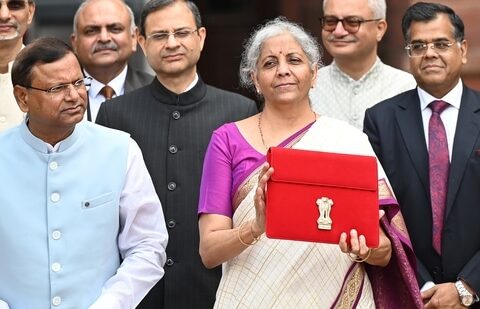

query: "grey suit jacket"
left=363, top=86, right=480, bottom=304
left=124, top=66, right=154, bottom=93
left=86, top=66, right=153, bottom=121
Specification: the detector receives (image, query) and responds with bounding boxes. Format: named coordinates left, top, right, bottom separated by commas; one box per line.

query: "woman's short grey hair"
left=323, top=0, right=386, bottom=19
left=239, top=17, right=322, bottom=92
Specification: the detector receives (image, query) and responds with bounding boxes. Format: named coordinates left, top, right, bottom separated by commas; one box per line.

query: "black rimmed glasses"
left=146, top=28, right=199, bottom=44
left=0, top=0, right=28, bottom=11
left=20, top=77, right=92, bottom=97
left=320, top=16, right=381, bottom=34
left=405, top=41, right=457, bottom=57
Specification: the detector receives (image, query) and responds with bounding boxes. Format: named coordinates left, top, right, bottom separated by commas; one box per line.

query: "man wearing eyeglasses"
left=96, top=1, right=257, bottom=308
left=0, top=37, right=168, bottom=309
left=0, top=0, right=34, bottom=133
left=309, top=0, right=416, bottom=130
left=71, top=0, right=153, bottom=122
left=364, top=2, right=480, bottom=308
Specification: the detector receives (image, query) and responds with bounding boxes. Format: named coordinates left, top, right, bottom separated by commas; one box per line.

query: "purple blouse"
left=198, top=122, right=310, bottom=217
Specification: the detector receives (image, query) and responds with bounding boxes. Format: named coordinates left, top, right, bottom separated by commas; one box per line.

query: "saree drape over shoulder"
left=199, top=116, right=423, bottom=309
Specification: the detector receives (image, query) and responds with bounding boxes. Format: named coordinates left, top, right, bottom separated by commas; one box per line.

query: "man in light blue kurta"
left=0, top=38, right=168, bottom=309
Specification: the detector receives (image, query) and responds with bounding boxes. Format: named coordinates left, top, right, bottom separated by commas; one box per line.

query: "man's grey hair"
left=73, top=0, right=136, bottom=35
left=323, top=0, right=386, bottom=19
left=239, top=16, right=322, bottom=92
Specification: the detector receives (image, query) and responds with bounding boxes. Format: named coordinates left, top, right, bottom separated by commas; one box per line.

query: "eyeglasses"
left=405, top=41, right=457, bottom=57
left=21, top=77, right=92, bottom=97
left=146, top=28, right=199, bottom=43
left=320, top=16, right=381, bottom=33
left=0, top=0, right=28, bottom=11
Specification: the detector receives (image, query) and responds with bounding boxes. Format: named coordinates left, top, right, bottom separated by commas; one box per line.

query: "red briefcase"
left=266, top=147, right=379, bottom=247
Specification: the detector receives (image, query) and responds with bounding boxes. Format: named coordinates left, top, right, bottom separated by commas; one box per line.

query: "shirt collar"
left=418, top=79, right=463, bottom=111
left=183, top=73, right=198, bottom=93
left=85, top=65, right=128, bottom=98
left=330, top=57, right=382, bottom=83
left=21, top=117, right=82, bottom=154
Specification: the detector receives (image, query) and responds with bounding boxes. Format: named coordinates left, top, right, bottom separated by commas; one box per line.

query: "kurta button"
left=166, top=258, right=174, bottom=266
left=51, top=262, right=62, bottom=272
left=52, top=230, right=62, bottom=240
left=167, top=219, right=176, bottom=228
left=51, top=193, right=60, bottom=202
left=167, top=182, right=176, bottom=191
left=168, top=145, right=178, bottom=154
left=49, top=161, right=58, bottom=170
left=172, top=111, right=180, bottom=119
left=52, top=296, right=62, bottom=306
left=0, top=115, right=6, bottom=123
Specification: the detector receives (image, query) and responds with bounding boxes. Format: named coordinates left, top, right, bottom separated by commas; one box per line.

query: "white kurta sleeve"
left=88, top=139, right=168, bottom=309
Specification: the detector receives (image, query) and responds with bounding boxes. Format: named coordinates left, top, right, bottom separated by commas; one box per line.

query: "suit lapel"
left=124, top=67, right=134, bottom=93
left=446, top=86, right=480, bottom=218
left=395, top=90, right=430, bottom=196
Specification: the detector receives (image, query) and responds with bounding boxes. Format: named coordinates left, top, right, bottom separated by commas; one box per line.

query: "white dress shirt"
left=85, top=66, right=128, bottom=121
left=418, top=79, right=463, bottom=160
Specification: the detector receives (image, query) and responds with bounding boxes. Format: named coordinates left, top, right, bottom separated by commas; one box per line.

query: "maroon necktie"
left=100, top=85, right=115, bottom=100
left=428, top=100, right=449, bottom=254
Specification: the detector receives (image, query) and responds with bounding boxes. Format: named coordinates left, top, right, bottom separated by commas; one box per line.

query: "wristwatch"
left=455, top=280, right=475, bottom=306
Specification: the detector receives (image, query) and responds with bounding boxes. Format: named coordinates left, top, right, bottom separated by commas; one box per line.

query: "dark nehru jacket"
left=96, top=76, right=257, bottom=309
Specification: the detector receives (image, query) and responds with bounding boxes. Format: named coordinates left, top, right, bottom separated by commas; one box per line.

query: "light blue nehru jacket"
left=0, top=121, right=130, bottom=309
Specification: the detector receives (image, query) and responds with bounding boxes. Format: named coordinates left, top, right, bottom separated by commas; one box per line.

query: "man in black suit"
left=96, top=1, right=257, bottom=308
left=71, top=0, right=153, bottom=121
left=364, top=2, right=480, bottom=308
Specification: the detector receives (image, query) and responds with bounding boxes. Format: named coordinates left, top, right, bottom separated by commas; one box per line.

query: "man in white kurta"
left=310, top=0, right=416, bottom=130
left=310, top=58, right=416, bottom=129
left=0, top=0, right=35, bottom=133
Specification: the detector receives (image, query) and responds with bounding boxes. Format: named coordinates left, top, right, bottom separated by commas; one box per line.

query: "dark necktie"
left=100, top=85, right=115, bottom=100
left=428, top=100, right=449, bottom=254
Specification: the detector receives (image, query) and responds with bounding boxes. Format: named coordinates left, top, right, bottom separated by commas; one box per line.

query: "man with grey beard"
left=71, top=0, right=152, bottom=121
left=0, top=0, right=35, bottom=133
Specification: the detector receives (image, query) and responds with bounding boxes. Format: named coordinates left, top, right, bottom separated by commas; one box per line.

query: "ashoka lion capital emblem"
left=316, top=197, right=334, bottom=230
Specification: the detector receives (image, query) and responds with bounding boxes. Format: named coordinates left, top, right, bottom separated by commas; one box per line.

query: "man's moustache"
left=93, top=43, right=118, bottom=53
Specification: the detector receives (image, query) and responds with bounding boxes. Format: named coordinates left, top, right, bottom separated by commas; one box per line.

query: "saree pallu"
left=214, top=117, right=423, bottom=309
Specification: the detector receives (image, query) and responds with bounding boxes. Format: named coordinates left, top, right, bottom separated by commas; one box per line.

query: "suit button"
left=51, top=192, right=60, bottom=203
left=167, top=219, right=176, bottom=229
left=49, top=161, right=58, bottom=170
left=51, top=262, right=62, bottom=272
left=172, top=111, right=181, bottom=119
left=167, top=182, right=176, bottom=191
left=168, top=145, right=178, bottom=154
left=52, top=230, right=62, bottom=240
left=166, top=258, right=175, bottom=266
left=52, top=296, right=62, bottom=306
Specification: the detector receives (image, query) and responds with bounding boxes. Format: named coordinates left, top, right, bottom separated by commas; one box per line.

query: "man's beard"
left=0, top=30, right=20, bottom=41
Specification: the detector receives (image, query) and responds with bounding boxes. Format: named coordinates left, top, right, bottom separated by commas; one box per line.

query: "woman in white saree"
left=198, top=17, right=422, bottom=309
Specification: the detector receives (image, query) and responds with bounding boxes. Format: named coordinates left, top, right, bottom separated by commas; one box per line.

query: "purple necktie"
left=428, top=100, right=449, bottom=254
